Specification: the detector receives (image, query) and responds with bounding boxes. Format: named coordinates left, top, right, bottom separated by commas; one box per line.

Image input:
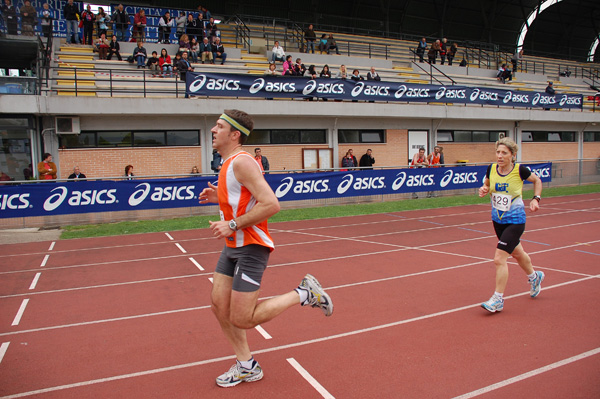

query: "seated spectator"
left=264, top=62, right=278, bottom=76
left=172, top=52, right=182, bottom=77
left=132, top=9, right=146, bottom=42
left=199, top=37, right=213, bottom=64
left=186, top=13, right=201, bottom=40
left=293, top=58, right=306, bottom=76
left=190, top=37, right=200, bottom=63
left=40, top=3, right=54, bottom=38
left=335, top=64, right=348, bottom=79
left=95, top=33, right=110, bottom=60
left=158, top=48, right=173, bottom=77
left=133, top=41, right=147, bottom=69
left=326, top=34, right=340, bottom=55
left=367, top=66, right=381, bottom=81
left=307, top=65, right=317, bottom=79
left=545, top=81, right=556, bottom=95
left=560, top=67, right=571, bottom=77
left=304, top=24, right=316, bottom=53
left=318, top=34, right=328, bottom=53
left=497, top=63, right=512, bottom=83
left=179, top=33, right=191, bottom=56
left=416, top=37, right=427, bottom=62
left=125, top=164, right=134, bottom=179
left=19, top=0, right=36, bottom=36
left=107, top=35, right=122, bottom=61
left=350, top=69, right=364, bottom=81
left=147, top=50, right=159, bottom=76
left=282, top=55, right=294, bottom=76
left=205, top=17, right=218, bottom=41
left=212, top=37, right=227, bottom=65
left=158, top=11, right=175, bottom=44
left=68, top=166, right=87, bottom=181
left=191, top=166, right=199, bottom=174
left=320, top=64, right=332, bottom=78
left=37, top=153, right=57, bottom=180
left=96, top=7, right=109, bottom=38
left=271, top=40, right=285, bottom=63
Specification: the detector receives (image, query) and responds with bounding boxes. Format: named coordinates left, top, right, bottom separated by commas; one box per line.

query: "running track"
left=0, top=193, right=599, bottom=398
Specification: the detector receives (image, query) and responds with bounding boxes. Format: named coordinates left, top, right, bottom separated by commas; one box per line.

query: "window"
left=436, top=130, right=506, bottom=142
left=247, top=129, right=327, bottom=145
left=338, top=130, right=385, bottom=143
left=61, top=130, right=201, bottom=148
left=522, top=131, right=576, bottom=142
left=584, top=132, right=600, bottom=142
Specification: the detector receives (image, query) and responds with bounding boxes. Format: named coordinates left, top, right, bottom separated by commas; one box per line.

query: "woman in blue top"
left=478, top=137, right=544, bottom=313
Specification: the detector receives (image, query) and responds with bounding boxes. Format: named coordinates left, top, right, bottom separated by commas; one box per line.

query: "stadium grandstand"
left=0, top=0, right=599, bottom=228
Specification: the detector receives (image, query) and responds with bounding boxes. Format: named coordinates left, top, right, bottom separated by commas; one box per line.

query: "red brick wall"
left=437, top=143, right=496, bottom=165
left=583, top=142, right=600, bottom=159
left=521, top=143, right=578, bottom=161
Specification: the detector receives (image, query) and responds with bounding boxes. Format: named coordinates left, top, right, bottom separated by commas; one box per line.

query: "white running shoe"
left=529, top=271, right=545, bottom=298
left=298, top=274, right=334, bottom=316
left=481, top=295, right=504, bottom=313
left=216, top=359, right=263, bottom=388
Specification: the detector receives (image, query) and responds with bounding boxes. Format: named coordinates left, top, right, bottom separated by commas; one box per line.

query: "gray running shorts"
left=215, top=244, right=270, bottom=292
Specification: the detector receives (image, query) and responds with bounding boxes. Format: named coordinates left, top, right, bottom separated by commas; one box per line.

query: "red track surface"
left=1, top=193, right=599, bottom=398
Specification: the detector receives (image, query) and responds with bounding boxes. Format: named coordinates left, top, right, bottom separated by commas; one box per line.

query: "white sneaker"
left=216, top=359, right=263, bottom=387
left=298, top=274, right=333, bottom=316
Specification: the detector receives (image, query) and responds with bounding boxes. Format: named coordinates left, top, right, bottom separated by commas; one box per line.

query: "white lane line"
left=287, top=358, right=335, bottom=399
left=0, top=342, right=9, bottom=364
left=254, top=325, right=272, bottom=340
left=165, top=233, right=174, bottom=241
left=452, top=347, right=600, bottom=399
left=208, top=277, right=213, bottom=284
left=11, top=299, right=29, bottom=326
left=28, top=273, right=41, bottom=290
left=48, top=242, right=55, bottom=251
left=175, top=243, right=187, bottom=254
left=188, top=257, right=204, bottom=271
left=40, top=255, right=49, bottom=267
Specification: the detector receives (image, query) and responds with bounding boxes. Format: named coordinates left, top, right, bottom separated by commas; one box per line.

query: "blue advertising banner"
left=0, top=163, right=551, bottom=219
left=186, top=72, right=583, bottom=109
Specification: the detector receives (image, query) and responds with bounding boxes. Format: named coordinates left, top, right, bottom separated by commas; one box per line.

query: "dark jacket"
left=112, top=9, right=129, bottom=29
left=63, top=2, right=80, bottom=21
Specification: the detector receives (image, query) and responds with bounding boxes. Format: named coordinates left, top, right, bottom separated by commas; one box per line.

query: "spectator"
left=359, top=149, right=375, bottom=169
left=367, top=66, right=381, bottom=81
left=80, top=5, right=95, bottom=45
left=95, top=32, right=110, bottom=60
left=175, top=11, right=187, bottom=41
left=416, top=37, right=427, bottom=62
left=199, top=36, right=213, bottom=64
left=189, top=37, right=200, bottom=63
left=264, top=62, right=278, bottom=76
left=147, top=50, right=159, bottom=75
left=172, top=51, right=182, bottom=77
left=545, top=81, right=556, bottom=95
left=304, top=24, right=316, bottom=53
left=293, top=58, right=306, bottom=76
left=411, top=147, right=428, bottom=199
left=282, top=55, right=294, bottom=76
left=186, top=13, right=201, bottom=40
left=63, top=0, right=80, bottom=43
left=497, top=64, right=512, bottom=83
left=158, top=11, right=174, bottom=44
left=133, top=40, right=147, bottom=69
left=40, top=3, right=53, bottom=38
left=560, top=67, right=571, bottom=77
left=205, top=17, right=218, bottom=42
left=511, top=49, right=523, bottom=73
left=158, top=48, right=173, bottom=77
left=96, top=7, right=109, bottom=38
left=440, top=38, right=448, bottom=65
left=447, top=42, right=458, bottom=66
left=320, top=64, right=332, bottom=78
left=212, top=37, right=227, bottom=65
left=254, top=148, right=269, bottom=173
left=176, top=51, right=194, bottom=97
left=68, top=166, right=87, bottom=181
left=0, top=169, right=12, bottom=185
left=132, top=9, right=146, bottom=42
left=426, top=146, right=444, bottom=198
left=307, top=65, right=317, bottom=79
left=428, top=40, right=440, bottom=64
left=19, top=0, right=36, bottom=36
left=112, top=4, right=129, bottom=42
left=197, top=5, right=211, bottom=21
left=124, top=164, right=134, bottom=179
left=350, top=69, right=364, bottom=81
left=1, top=0, right=18, bottom=35
left=271, top=40, right=285, bottom=63
left=335, top=64, right=348, bottom=79
left=178, top=33, right=191, bottom=56
left=326, top=34, right=340, bottom=55
left=318, top=34, right=328, bottom=53
left=211, top=149, right=222, bottom=174
left=191, top=166, right=199, bottom=174
left=341, top=150, right=355, bottom=171
left=107, top=35, right=122, bottom=61
left=37, top=153, right=57, bottom=180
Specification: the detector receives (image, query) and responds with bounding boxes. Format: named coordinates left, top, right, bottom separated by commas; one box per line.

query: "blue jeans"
left=213, top=52, right=227, bottom=64
left=305, top=40, right=315, bottom=53
left=115, top=26, right=128, bottom=42
left=136, top=56, right=145, bottom=67
left=65, top=20, right=80, bottom=43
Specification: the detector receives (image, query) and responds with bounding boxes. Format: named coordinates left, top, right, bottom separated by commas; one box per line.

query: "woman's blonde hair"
left=496, top=137, right=518, bottom=155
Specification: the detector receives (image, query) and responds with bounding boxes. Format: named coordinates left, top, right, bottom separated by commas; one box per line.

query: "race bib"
left=492, top=192, right=512, bottom=212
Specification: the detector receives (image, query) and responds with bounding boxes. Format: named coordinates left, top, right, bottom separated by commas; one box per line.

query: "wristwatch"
left=228, top=219, right=238, bottom=231
left=532, top=195, right=541, bottom=202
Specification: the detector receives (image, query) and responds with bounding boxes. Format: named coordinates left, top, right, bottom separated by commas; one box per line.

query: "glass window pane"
left=561, top=132, right=575, bottom=142
left=583, top=132, right=594, bottom=142
left=437, top=131, right=453, bottom=142
left=360, top=131, right=384, bottom=143
left=166, top=130, right=199, bottom=146
left=62, top=132, right=95, bottom=148
left=472, top=131, right=488, bottom=142
left=246, top=129, right=270, bottom=145
left=338, top=130, right=359, bottom=143
left=522, top=132, right=533, bottom=142
left=272, top=130, right=299, bottom=144
left=134, top=132, right=166, bottom=146
left=98, top=131, right=131, bottom=147
left=489, top=131, right=505, bottom=141
left=300, top=130, right=326, bottom=143
left=548, top=132, right=561, bottom=142
left=531, top=132, right=547, bottom=142
left=454, top=131, right=471, bottom=142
